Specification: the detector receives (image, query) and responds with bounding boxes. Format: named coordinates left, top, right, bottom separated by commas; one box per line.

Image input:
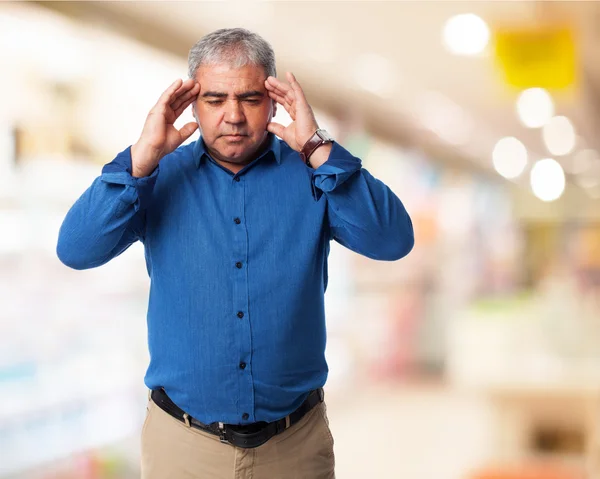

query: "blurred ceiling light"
left=542, top=115, right=576, bottom=156
left=492, top=136, right=528, bottom=179
left=567, top=148, right=599, bottom=175
left=442, top=13, right=490, bottom=56
left=417, top=91, right=473, bottom=146
left=574, top=174, right=600, bottom=190
left=516, top=88, right=554, bottom=128
left=572, top=150, right=600, bottom=191
left=530, top=158, right=565, bottom=202
left=353, top=53, right=395, bottom=97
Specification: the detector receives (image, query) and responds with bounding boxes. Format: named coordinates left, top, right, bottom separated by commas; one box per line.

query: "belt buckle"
left=217, top=422, right=229, bottom=445
left=226, top=428, right=270, bottom=449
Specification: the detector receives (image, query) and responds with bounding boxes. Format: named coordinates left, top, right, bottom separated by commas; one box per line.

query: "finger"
left=270, top=77, right=296, bottom=105
left=265, top=76, right=291, bottom=95
left=266, top=122, right=285, bottom=138
left=275, top=87, right=296, bottom=109
left=284, top=88, right=296, bottom=106
left=267, top=84, right=290, bottom=101
left=171, top=89, right=198, bottom=114
left=157, top=79, right=184, bottom=108
left=154, top=79, right=196, bottom=115
left=174, top=95, right=198, bottom=119
left=266, top=78, right=295, bottom=105
left=265, top=84, right=291, bottom=104
left=267, top=90, right=289, bottom=107
left=268, top=92, right=295, bottom=120
left=286, top=72, right=308, bottom=105
left=170, top=80, right=197, bottom=108
left=286, top=72, right=301, bottom=90
left=172, top=78, right=196, bottom=98
left=171, top=83, right=200, bottom=111
left=179, top=122, right=199, bottom=142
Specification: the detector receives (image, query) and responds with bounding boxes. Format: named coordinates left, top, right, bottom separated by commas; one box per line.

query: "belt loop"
left=318, top=388, right=324, bottom=402
left=147, top=389, right=151, bottom=400
left=183, top=413, right=191, bottom=428
left=285, top=415, right=291, bottom=429
left=217, top=422, right=228, bottom=444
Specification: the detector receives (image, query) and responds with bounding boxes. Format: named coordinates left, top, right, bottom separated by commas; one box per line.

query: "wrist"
left=300, top=129, right=334, bottom=168
left=131, top=142, right=159, bottom=178
left=307, top=143, right=332, bottom=169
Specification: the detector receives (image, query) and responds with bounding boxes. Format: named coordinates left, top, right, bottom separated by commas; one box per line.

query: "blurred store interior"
left=2, top=1, right=600, bottom=478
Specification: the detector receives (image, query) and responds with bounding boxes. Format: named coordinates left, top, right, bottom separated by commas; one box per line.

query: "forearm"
left=306, top=143, right=332, bottom=170
left=57, top=147, right=157, bottom=269
left=312, top=143, right=414, bottom=260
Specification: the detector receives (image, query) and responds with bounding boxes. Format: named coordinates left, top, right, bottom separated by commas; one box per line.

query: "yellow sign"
left=494, top=26, right=576, bottom=90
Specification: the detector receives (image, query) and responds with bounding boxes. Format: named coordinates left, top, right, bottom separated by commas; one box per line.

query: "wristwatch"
left=299, top=129, right=334, bottom=167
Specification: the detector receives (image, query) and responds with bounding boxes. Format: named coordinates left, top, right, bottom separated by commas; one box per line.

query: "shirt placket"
left=231, top=174, right=254, bottom=423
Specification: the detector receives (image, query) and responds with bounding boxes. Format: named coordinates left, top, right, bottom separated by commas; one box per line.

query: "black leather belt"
left=150, top=387, right=324, bottom=449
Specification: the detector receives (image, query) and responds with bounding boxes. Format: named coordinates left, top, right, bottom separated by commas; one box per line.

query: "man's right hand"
left=131, top=78, right=201, bottom=178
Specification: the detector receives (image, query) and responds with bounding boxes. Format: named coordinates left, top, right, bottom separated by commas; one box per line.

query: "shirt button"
left=234, top=177, right=241, bottom=182
left=239, top=362, right=246, bottom=369
left=237, top=311, right=244, bottom=319
left=234, top=218, right=241, bottom=224
left=242, top=413, right=249, bottom=420
left=236, top=262, right=242, bottom=269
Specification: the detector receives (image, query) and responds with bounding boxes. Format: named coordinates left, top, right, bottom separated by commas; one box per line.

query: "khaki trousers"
left=141, top=395, right=336, bottom=479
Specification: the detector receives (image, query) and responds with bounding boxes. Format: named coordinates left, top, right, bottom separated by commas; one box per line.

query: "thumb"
left=267, top=122, right=285, bottom=138
left=179, top=122, right=199, bottom=142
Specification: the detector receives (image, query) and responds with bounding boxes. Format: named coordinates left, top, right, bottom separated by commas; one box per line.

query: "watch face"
left=316, top=129, right=333, bottom=142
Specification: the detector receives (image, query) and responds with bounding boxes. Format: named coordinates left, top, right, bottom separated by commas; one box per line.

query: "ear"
left=270, top=99, right=277, bottom=121
left=191, top=105, right=203, bottom=136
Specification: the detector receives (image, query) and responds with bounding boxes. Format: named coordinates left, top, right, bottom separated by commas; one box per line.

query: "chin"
left=210, top=147, right=246, bottom=164
left=220, top=140, right=259, bottom=160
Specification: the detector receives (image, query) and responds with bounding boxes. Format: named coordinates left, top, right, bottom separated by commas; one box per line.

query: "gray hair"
left=188, top=28, right=276, bottom=79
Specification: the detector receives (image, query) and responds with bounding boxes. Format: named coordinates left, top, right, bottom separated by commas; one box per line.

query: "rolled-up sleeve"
left=311, top=142, right=414, bottom=261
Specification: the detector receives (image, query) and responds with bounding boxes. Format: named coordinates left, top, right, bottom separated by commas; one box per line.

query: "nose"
left=225, top=100, right=245, bottom=125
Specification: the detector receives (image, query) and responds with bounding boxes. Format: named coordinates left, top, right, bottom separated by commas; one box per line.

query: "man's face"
left=192, top=63, right=275, bottom=165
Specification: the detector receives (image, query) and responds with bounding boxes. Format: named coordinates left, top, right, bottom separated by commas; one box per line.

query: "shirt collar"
left=193, top=133, right=281, bottom=168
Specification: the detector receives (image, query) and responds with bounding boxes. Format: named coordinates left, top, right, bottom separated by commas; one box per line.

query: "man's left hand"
left=265, top=73, right=331, bottom=168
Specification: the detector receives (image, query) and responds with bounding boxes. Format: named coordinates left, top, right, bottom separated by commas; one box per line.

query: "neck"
left=213, top=157, right=248, bottom=175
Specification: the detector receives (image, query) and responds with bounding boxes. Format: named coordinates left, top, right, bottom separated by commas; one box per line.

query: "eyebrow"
left=201, top=90, right=264, bottom=99
left=236, top=90, right=264, bottom=99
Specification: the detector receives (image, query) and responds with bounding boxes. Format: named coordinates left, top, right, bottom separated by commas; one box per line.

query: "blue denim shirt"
left=57, top=134, right=414, bottom=425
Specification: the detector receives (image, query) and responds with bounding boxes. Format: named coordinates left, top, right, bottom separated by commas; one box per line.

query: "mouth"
left=222, top=134, right=247, bottom=139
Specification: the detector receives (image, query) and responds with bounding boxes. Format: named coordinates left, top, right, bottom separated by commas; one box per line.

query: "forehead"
left=195, top=63, right=267, bottom=93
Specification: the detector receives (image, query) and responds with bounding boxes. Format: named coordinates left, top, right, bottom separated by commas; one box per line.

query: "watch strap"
left=300, top=130, right=332, bottom=166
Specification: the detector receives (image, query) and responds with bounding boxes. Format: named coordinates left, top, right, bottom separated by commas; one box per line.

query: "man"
left=57, top=28, right=414, bottom=479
